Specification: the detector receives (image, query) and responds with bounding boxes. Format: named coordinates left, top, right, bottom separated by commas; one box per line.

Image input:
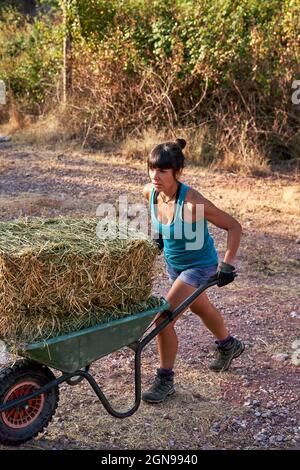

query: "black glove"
left=216, top=261, right=237, bottom=287
left=152, top=232, right=164, bottom=253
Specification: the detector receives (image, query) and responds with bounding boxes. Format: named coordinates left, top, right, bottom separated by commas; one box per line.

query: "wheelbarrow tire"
left=0, top=359, right=59, bottom=446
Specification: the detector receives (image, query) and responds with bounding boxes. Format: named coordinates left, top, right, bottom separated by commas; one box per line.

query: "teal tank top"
left=150, top=182, right=218, bottom=270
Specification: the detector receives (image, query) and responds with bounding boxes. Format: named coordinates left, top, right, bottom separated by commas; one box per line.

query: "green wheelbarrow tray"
left=0, top=277, right=221, bottom=446
left=19, top=298, right=170, bottom=373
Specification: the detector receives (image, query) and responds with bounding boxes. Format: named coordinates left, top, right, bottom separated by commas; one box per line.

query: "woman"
left=142, top=138, right=244, bottom=404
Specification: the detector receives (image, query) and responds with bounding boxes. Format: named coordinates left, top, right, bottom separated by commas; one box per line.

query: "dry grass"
left=281, top=185, right=300, bottom=215
left=9, top=121, right=276, bottom=176
left=214, top=144, right=270, bottom=176
left=0, top=193, right=97, bottom=222
left=120, top=128, right=170, bottom=162
left=119, top=125, right=272, bottom=176
left=10, top=110, right=79, bottom=150
left=1, top=139, right=299, bottom=239
left=0, top=217, right=159, bottom=346
left=0, top=104, right=26, bottom=136
left=186, top=173, right=300, bottom=236
left=232, top=185, right=299, bottom=233
left=47, top=364, right=243, bottom=450
left=0, top=194, right=70, bottom=216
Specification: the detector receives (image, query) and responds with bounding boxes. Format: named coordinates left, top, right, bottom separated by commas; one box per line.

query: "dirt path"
left=0, top=142, right=299, bottom=450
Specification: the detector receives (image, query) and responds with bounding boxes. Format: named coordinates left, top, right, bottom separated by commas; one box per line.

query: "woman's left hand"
left=216, top=262, right=237, bottom=287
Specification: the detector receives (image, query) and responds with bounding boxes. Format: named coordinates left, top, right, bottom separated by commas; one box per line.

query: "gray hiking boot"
left=142, top=371, right=175, bottom=404
left=209, top=338, right=245, bottom=372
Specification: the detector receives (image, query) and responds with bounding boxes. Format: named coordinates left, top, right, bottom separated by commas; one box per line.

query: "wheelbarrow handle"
left=165, top=276, right=220, bottom=322
left=139, top=276, right=221, bottom=352
left=168, top=271, right=238, bottom=321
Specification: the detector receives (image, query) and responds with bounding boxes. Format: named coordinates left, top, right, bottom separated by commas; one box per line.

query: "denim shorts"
left=165, top=259, right=218, bottom=288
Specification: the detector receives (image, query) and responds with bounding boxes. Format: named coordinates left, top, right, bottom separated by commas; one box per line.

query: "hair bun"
left=175, top=138, right=186, bottom=150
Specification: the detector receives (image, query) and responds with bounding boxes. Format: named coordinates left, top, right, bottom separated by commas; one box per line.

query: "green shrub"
left=0, top=0, right=299, bottom=169
left=0, top=7, right=63, bottom=113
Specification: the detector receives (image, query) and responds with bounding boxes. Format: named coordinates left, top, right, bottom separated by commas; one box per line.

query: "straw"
left=0, top=217, right=159, bottom=348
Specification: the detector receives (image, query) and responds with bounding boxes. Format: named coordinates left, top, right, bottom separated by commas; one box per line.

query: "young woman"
left=142, top=138, right=244, bottom=404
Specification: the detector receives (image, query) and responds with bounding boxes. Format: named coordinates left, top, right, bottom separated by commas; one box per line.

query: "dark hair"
left=147, top=138, right=186, bottom=174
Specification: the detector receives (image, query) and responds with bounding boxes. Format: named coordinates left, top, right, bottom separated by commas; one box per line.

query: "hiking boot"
left=209, top=338, right=245, bottom=372
left=142, top=371, right=175, bottom=404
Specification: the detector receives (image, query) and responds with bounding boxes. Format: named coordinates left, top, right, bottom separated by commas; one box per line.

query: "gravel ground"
left=0, top=142, right=299, bottom=450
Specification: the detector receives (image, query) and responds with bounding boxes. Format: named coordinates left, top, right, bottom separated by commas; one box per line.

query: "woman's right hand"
left=152, top=232, right=164, bottom=252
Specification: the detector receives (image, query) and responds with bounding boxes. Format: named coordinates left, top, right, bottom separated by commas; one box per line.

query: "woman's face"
left=148, top=167, right=181, bottom=192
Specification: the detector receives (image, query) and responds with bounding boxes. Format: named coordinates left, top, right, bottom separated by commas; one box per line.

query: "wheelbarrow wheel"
left=0, top=359, right=59, bottom=446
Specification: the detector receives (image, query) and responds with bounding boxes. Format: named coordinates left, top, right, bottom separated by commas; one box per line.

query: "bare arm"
left=203, top=198, right=242, bottom=266
left=142, top=183, right=152, bottom=202
left=187, top=189, right=242, bottom=266
left=186, top=188, right=241, bottom=266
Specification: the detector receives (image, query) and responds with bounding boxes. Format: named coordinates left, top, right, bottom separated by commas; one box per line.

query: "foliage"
left=0, top=6, right=62, bottom=113
left=0, top=0, right=299, bottom=168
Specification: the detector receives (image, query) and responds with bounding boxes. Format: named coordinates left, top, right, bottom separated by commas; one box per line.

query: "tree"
left=62, top=0, right=72, bottom=104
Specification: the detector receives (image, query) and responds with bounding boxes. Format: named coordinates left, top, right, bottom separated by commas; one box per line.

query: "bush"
left=0, top=7, right=63, bottom=114
left=1, top=0, right=300, bottom=172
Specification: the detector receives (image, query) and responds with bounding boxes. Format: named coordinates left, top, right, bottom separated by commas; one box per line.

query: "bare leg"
left=190, top=292, right=229, bottom=340
left=156, top=279, right=196, bottom=369
left=156, top=280, right=229, bottom=368
left=190, top=292, right=244, bottom=373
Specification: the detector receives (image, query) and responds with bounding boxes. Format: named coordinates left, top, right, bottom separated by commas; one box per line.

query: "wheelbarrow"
left=0, top=276, right=220, bottom=446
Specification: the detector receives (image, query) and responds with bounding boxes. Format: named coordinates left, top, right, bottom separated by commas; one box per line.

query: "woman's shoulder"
left=184, top=186, right=206, bottom=205
left=143, top=182, right=154, bottom=201
left=181, top=186, right=207, bottom=222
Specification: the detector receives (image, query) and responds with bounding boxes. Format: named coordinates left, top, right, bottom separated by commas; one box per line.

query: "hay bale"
left=0, top=217, right=159, bottom=346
